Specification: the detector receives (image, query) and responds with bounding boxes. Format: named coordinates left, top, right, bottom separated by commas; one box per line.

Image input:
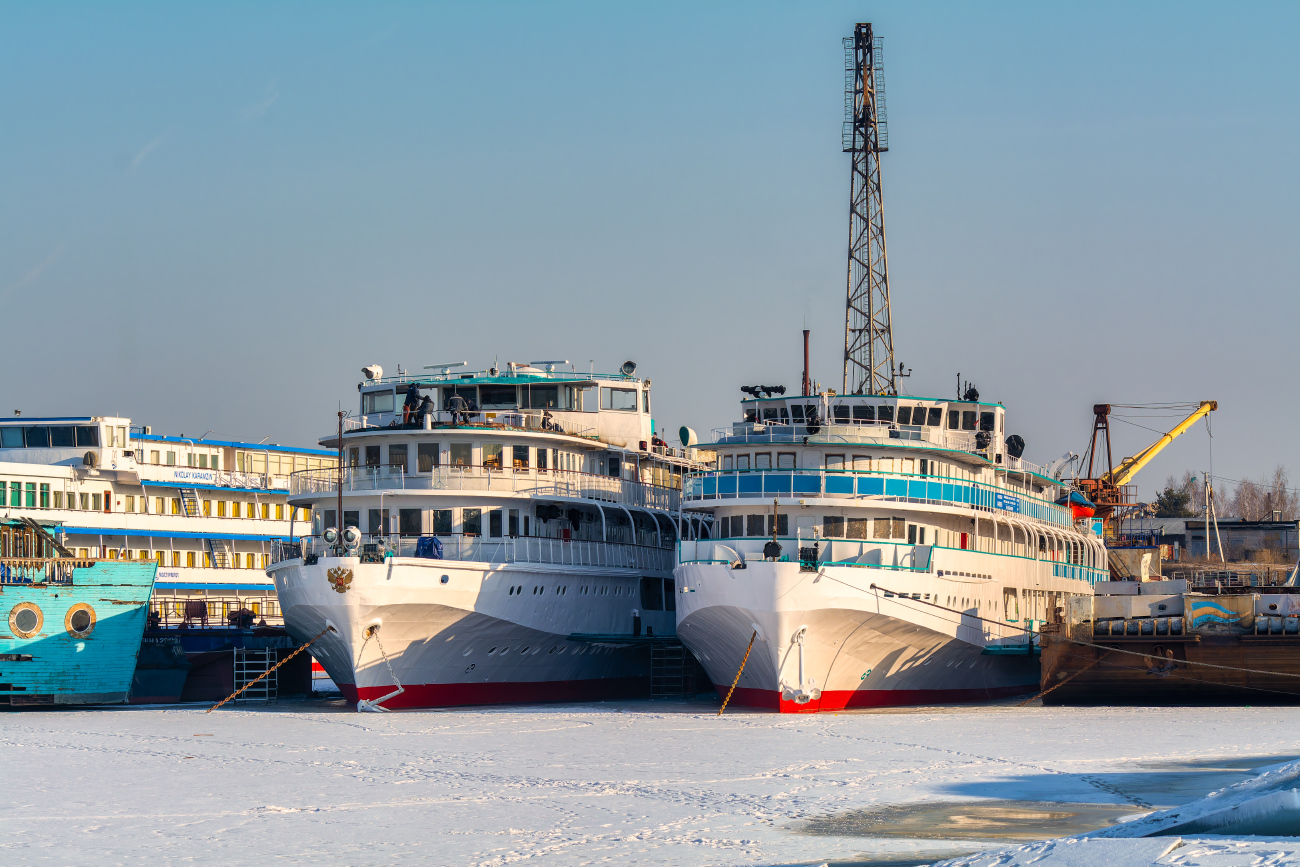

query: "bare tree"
left=1226, top=466, right=1299, bottom=521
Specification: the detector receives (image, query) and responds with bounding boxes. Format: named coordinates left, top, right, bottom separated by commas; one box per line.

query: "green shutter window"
left=25, top=483, right=36, bottom=508
left=39, top=484, right=49, bottom=508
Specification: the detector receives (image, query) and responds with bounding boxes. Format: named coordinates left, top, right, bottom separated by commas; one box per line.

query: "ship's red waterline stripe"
left=716, top=683, right=1037, bottom=713
left=342, top=676, right=650, bottom=709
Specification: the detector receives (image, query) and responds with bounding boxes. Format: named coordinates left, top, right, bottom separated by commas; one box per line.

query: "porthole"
left=508, top=587, right=514, bottom=596
left=487, top=646, right=497, bottom=655
left=520, top=646, right=529, bottom=654
left=9, top=602, right=43, bottom=639
left=440, top=575, right=449, bottom=585
left=462, top=648, right=473, bottom=657
left=65, top=603, right=96, bottom=638
left=531, top=647, right=540, bottom=655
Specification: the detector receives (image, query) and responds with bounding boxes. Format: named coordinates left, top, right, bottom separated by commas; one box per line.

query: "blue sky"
left=2, top=2, right=1297, bottom=497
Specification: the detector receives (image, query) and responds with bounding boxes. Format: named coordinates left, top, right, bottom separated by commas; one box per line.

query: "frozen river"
left=6, top=698, right=1300, bottom=866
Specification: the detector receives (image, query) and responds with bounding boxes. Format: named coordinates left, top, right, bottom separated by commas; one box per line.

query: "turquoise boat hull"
left=1, top=560, right=158, bottom=707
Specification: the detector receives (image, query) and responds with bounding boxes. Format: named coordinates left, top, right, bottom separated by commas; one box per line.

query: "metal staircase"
left=180, top=488, right=201, bottom=517
left=207, top=538, right=232, bottom=569
left=233, top=648, right=277, bottom=702
left=651, top=642, right=708, bottom=699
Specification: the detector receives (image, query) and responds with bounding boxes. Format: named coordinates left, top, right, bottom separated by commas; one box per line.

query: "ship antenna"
left=842, top=23, right=896, bottom=397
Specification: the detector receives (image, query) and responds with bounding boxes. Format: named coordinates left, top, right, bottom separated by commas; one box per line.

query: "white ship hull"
left=271, top=556, right=672, bottom=708
left=675, top=553, right=1094, bottom=713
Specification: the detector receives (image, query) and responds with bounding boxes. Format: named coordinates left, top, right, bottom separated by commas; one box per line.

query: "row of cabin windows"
left=364, top=385, right=648, bottom=414
left=141, top=450, right=333, bottom=474
left=89, top=548, right=268, bottom=569
left=751, top=403, right=998, bottom=433
left=718, top=454, right=970, bottom=481
left=325, top=507, right=522, bottom=538
left=714, top=514, right=926, bottom=544
left=0, top=482, right=304, bottom=521
left=0, top=425, right=102, bottom=449
left=349, top=443, right=585, bottom=475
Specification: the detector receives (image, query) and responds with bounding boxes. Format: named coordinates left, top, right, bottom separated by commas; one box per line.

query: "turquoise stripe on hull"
left=1, top=561, right=157, bottom=707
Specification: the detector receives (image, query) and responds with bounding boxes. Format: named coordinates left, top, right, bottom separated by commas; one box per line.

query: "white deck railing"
left=289, top=466, right=680, bottom=511
left=275, top=535, right=672, bottom=572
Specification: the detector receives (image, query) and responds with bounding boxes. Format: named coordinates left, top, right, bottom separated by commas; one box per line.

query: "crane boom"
left=1105, top=401, right=1217, bottom=487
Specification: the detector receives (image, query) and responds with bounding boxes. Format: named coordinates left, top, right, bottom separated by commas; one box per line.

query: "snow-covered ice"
left=5, top=699, right=1300, bottom=866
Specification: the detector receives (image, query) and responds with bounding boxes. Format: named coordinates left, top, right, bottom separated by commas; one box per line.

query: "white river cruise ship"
left=0, top=416, right=336, bottom=625
left=673, top=389, right=1106, bottom=712
left=269, top=361, right=711, bottom=710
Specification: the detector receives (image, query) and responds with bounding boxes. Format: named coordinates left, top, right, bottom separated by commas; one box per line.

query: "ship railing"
left=1172, top=569, right=1293, bottom=590
left=288, top=466, right=681, bottom=511
left=342, top=411, right=598, bottom=440
left=0, top=557, right=94, bottom=585
left=281, top=535, right=672, bottom=572
left=681, top=469, right=1072, bottom=528
left=148, top=594, right=283, bottom=628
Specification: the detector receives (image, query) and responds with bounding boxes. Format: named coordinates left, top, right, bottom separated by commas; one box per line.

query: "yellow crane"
left=1078, top=400, right=1217, bottom=524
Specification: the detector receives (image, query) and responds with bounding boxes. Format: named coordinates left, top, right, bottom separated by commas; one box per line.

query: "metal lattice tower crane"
left=842, top=22, right=895, bottom=396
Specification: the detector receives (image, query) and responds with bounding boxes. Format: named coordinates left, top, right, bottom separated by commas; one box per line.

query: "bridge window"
left=361, top=390, right=396, bottom=414
left=877, top=405, right=894, bottom=423
left=791, top=404, right=805, bottom=422
left=980, top=412, right=995, bottom=432
left=767, top=514, right=789, bottom=535
left=480, top=385, right=519, bottom=409
left=948, top=410, right=960, bottom=430
left=527, top=385, right=564, bottom=410
left=746, top=515, right=765, bottom=536
left=897, top=406, right=913, bottom=425
left=833, top=405, right=850, bottom=423
left=602, top=387, right=638, bottom=411
left=853, top=404, right=874, bottom=422
left=962, top=411, right=977, bottom=431
left=927, top=407, right=943, bottom=426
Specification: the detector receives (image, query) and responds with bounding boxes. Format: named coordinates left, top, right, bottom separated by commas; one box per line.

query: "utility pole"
left=842, top=23, right=896, bottom=396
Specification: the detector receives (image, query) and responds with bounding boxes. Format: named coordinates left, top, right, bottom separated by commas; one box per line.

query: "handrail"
left=288, top=465, right=682, bottom=511
left=342, top=411, right=599, bottom=440
left=0, top=557, right=102, bottom=584
left=273, top=535, right=673, bottom=572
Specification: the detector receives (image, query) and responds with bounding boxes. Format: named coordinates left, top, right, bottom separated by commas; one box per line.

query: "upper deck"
left=344, top=363, right=685, bottom=455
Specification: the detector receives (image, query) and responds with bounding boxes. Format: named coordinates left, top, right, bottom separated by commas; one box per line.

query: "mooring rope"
left=207, top=626, right=331, bottom=713
left=718, top=630, right=757, bottom=717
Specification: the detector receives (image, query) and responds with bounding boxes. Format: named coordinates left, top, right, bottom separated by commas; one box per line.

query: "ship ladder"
left=180, top=488, right=202, bottom=518
left=355, top=625, right=405, bottom=713
left=207, top=626, right=332, bottom=713
left=207, top=538, right=232, bottom=569
left=233, top=648, right=278, bottom=703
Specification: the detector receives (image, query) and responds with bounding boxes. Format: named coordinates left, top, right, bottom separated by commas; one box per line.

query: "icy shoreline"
left=4, top=700, right=1299, bottom=866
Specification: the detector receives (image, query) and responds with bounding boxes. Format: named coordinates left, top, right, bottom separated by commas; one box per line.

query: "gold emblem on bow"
left=327, top=567, right=353, bottom=594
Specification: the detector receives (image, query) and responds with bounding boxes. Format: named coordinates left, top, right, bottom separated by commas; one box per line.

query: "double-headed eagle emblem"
left=326, top=567, right=354, bottom=594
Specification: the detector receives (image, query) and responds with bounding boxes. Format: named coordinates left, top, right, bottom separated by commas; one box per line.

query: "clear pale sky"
left=2, top=2, right=1296, bottom=497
